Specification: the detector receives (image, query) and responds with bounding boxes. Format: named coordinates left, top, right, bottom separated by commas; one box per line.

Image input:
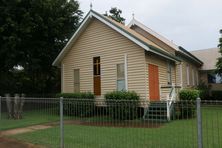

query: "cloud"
left=78, top=0, right=222, bottom=50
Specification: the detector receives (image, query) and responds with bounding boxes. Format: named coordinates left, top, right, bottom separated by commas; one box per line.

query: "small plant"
left=177, top=89, right=199, bottom=119
left=56, top=92, right=95, bottom=117
left=105, top=91, right=139, bottom=120
left=179, top=89, right=199, bottom=100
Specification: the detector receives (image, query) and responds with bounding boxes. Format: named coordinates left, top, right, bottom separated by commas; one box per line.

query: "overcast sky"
left=78, top=0, right=222, bottom=51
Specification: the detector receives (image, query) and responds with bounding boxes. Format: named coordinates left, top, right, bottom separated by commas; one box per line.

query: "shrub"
left=105, top=91, right=139, bottom=120
left=196, top=81, right=210, bottom=100
left=56, top=92, right=95, bottom=117
left=177, top=89, right=199, bottom=119
left=211, top=91, right=222, bottom=100
left=179, top=89, right=199, bottom=100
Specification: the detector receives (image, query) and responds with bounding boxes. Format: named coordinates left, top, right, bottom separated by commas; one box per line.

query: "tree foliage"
left=104, top=7, right=125, bottom=24
left=0, top=0, right=83, bottom=95
left=216, top=29, right=222, bottom=75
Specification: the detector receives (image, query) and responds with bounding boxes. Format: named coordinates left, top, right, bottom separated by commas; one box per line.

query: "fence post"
left=196, top=97, right=203, bottom=148
left=60, top=97, right=64, bottom=148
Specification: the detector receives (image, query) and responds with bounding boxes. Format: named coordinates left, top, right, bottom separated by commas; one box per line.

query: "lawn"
left=8, top=106, right=222, bottom=148
left=0, top=110, right=60, bottom=131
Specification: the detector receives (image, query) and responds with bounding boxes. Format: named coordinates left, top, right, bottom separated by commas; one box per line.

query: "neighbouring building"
left=53, top=10, right=203, bottom=101
left=191, top=48, right=222, bottom=91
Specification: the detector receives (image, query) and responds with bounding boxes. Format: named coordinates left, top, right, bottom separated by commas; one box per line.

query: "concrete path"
left=0, top=124, right=53, bottom=148
left=0, top=125, right=52, bottom=136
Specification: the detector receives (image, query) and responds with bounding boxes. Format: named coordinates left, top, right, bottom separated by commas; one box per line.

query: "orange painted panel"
left=148, top=64, right=160, bottom=101
left=94, top=76, right=101, bottom=96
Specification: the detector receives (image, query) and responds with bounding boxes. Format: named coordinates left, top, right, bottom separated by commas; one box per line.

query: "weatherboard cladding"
left=146, top=53, right=176, bottom=100
left=53, top=10, right=181, bottom=67
left=61, top=19, right=147, bottom=99
left=180, top=60, right=199, bottom=88
left=56, top=10, right=202, bottom=100
left=175, top=63, right=182, bottom=86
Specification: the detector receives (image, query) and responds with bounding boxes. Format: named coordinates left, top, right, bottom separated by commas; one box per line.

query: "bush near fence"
left=177, top=89, right=199, bottom=119
left=56, top=92, right=95, bottom=117
left=105, top=91, right=139, bottom=120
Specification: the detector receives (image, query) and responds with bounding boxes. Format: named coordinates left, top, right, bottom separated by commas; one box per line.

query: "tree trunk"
left=5, top=94, right=13, bottom=119
left=18, top=93, right=25, bottom=119
left=14, top=94, right=19, bottom=119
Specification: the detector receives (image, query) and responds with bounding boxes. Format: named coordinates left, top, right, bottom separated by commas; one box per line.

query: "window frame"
left=117, top=63, right=125, bottom=91
left=167, top=61, right=172, bottom=85
left=196, top=71, right=199, bottom=85
left=186, top=64, right=190, bottom=85
left=73, top=69, right=80, bottom=93
left=192, top=68, right=195, bottom=86
left=208, top=73, right=222, bottom=84
left=93, top=57, right=101, bottom=76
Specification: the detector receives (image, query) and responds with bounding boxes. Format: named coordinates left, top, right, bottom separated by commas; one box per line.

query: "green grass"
left=0, top=109, right=60, bottom=131
left=9, top=106, right=222, bottom=148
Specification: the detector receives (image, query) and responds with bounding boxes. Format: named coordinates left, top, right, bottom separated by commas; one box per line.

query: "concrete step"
left=143, top=101, right=168, bottom=122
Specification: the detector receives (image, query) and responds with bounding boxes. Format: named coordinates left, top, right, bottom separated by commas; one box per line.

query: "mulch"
left=65, top=120, right=163, bottom=128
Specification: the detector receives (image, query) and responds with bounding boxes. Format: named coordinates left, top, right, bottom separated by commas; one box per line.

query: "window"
left=186, top=65, right=190, bottom=85
left=196, top=71, right=199, bottom=85
left=117, top=63, right=125, bottom=91
left=74, top=69, right=80, bottom=92
left=192, top=69, right=195, bottom=85
left=208, top=73, right=222, bottom=84
left=167, top=62, right=172, bottom=85
left=93, top=57, right=100, bottom=76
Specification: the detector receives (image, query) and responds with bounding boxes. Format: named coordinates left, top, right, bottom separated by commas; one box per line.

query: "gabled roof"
left=52, top=10, right=181, bottom=67
left=191, top=48, right=220, bottom=70
left=128, top=19, right=203, bottom=65
left=128, top=18, right=179, bottom=51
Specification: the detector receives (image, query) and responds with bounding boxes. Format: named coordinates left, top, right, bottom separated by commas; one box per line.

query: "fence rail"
left=0, top=97, right=221, bottom=148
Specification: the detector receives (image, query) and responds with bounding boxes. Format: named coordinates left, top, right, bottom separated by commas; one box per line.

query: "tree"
left=104, top=7, right=125, bottom=24
left=216, top=29, right=222, bottom=75
left=0, top=0, right=83, bottom=95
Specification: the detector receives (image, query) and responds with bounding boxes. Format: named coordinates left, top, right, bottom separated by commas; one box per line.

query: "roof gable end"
left=128, top=19, right=203, bottom=65
left=53, top=10, right=180, bottom=67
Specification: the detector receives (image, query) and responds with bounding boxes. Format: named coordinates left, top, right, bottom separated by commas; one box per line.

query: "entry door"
left=148, top=64, right=160, bottom=101
left=93, top=57, right=101, bottom=96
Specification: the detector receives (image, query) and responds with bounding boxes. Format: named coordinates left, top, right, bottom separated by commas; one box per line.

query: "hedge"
left=105, top=91, right=139, bottom=120
left=56, top=92, right=95, bottom=117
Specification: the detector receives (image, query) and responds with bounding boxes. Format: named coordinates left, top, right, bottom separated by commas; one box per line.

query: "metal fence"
left=0, top=96, right=221, bottom=148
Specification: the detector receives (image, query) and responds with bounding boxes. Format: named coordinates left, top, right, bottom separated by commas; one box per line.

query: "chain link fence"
left=0, top=96, right=221, bottom=148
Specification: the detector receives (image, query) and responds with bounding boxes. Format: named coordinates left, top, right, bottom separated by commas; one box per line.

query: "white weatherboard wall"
left=145, top=52, right=176, bottom=100
left=61, top=18, right=146, bottom=99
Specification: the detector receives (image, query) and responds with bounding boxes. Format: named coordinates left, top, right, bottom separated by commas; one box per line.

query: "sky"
left=78, top=0, right=222, bottom=51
